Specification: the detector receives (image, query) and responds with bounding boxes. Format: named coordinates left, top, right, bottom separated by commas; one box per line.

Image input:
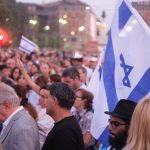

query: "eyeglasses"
left=108, top=119, right=126, bottom=128
left=75, top=95, right=82, bottom=99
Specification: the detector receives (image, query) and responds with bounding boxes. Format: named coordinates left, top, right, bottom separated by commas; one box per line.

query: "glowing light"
left=63, top=14, right=67, bottom=19
left=96, top=21, right=101, bottom=26
left=78, top=26, right=85, bottom=32
left=85, top=6, right=90, bottom=10
left=0, top=29, right=11, bottom=46
left=64, top=38, right=67, bottom=42
left=132, top=19, right=138, bottom=25
left=59, top=18, right=67, bottom=24
left=44, top=25, right=50, bottom=31
left=62, top=20, right=67, bottom=24
left=29, top=19, right=37, bottom=25
left=59, top=19, right=63, bottom=23
left=71, top=31, right=75, bottom=35
left=0, top=35, right=4, bottom=40
left=126, top=26, right=132, bottom=32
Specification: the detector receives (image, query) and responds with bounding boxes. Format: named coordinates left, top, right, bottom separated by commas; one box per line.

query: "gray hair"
left=0, top=83, right=20, bottom=106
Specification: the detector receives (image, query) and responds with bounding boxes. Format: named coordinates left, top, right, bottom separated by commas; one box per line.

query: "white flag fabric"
left=19, top=36, right=37, bottom=54
left=87, top=0, right=150, bottom=147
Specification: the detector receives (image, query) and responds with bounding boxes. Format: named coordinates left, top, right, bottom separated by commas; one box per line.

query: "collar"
left=79, top=109, right=87, bottom=117
left=3, top=106, right=24, bottom=128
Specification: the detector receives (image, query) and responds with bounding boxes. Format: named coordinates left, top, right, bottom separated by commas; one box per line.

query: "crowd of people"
left=0, top=49, right=150, bottom=150
left=0, top=49, right=97, bottom=150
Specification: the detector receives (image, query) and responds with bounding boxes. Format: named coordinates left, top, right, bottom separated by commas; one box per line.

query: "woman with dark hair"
left=49, top=74, right=61, bottom=84
left=10, top=67, right=22, bottom=83
left=30, top=63, right=40, bottom=77
left=16, top=59, right=54, bottom=148
left=12, top=84, right=38, bottom=121
left=73, top=88, right=95, bottom=150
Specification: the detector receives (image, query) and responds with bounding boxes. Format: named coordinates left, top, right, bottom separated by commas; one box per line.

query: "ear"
left=3, top=101, right=12, bottom=110
left=53, top=97, right=59, bottom=105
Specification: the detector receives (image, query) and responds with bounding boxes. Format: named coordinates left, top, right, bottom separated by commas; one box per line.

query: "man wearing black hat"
left=104, top=99, right=137, bottom=150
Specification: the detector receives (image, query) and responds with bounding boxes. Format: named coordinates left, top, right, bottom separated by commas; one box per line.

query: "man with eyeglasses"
left=101, top=99, right=137, bottom=150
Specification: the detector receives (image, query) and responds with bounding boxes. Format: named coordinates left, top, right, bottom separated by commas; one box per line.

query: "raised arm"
left=16, top=59, right=40, bottom=94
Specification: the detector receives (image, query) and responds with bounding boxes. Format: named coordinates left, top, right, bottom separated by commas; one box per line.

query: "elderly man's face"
left=0, top=103, right=8, bottom=122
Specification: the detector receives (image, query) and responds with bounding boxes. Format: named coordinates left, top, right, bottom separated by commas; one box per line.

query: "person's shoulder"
left=55, top=116, right=80, bottom=130
left=14, top=109, right=37, bottom=127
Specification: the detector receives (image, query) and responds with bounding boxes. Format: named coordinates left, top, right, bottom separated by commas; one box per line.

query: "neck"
left=75, top=81, right=83, bottom=89
left=52, top=108, right=72, bottom=123
left=77, top=106, right=84, bottom=113
left=5, top=106, right=20, bottom=121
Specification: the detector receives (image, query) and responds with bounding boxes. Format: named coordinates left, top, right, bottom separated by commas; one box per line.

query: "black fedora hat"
left=105, top=99, right=137, bottom=122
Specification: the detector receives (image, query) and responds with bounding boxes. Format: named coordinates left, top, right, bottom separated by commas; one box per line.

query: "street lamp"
left=64, top=38, right=67, bottom=42
left=63, top=14, right=67, bottom=19
left=71, top=31, right=75, bottom=35
left=78, top=26, right=85, bottom=32
left=29, top=19, right=37, bottom=25
left=85, top=6, right=90, bottom=10
left=96, top=21, right=101, bottom=26
left=43, top=25, right=50, bottom=47
left=59, top=18, right=67, bottom=25
left=44, top=25, right=50, bottom=31
left=29, top=19, right=38, bottom=42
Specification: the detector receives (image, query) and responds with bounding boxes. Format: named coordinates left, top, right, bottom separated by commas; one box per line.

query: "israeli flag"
left=19, top=36, right=37, bottom=54
left=87, top=0, right=150, bottom=147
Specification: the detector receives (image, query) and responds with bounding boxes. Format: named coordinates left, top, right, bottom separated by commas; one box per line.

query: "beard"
left=109, top=130, right=128, bottom=150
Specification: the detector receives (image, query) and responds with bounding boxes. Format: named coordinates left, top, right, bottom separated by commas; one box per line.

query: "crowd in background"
left=0, top=49, right=98, bottom=150
left=0, top=49, right=150, bottom=150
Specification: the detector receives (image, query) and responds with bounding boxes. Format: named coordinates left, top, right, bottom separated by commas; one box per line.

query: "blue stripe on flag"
left=128, top=68, right=150, bottom=102
left=22, top=36, right=37, bottom=47
left=19, top=45, right=32, bottom=54
left=98, top=31, right=118, bottom=147
left=119, top=1, right=132, bottom=30
left=103, top=31, right=118, bottom=111
left=99, top=127, right=109, bottom=147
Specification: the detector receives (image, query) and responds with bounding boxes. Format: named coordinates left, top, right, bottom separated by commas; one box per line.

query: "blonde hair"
left=124, top=98, right=150, bottom=150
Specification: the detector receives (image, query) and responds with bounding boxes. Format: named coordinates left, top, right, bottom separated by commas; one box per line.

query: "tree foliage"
left=0, top=0, right=29, bottom=46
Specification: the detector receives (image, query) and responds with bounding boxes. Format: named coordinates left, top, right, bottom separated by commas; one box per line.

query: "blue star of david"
left=120, top=53, right=133, bottom=87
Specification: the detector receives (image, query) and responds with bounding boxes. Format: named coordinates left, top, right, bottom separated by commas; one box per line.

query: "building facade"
left=24, top=0, right=101, bottom=51
left=132, top=1, right=150, bottom=27
left=44, top=0, right=100, bottom=51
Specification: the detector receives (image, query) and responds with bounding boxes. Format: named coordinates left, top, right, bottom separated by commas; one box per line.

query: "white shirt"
left=82, top=65, right=93, bottom=85
left=27, top=90, right=40, bottom=111
left=37, top=107, right=54, bottom=148
left=80, top=83, right=87, bottom=90
left=0, top=106, right=24, bottom=136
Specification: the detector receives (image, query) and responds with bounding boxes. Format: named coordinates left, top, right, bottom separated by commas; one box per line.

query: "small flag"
left=19, top=36, right=37, bottom=54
